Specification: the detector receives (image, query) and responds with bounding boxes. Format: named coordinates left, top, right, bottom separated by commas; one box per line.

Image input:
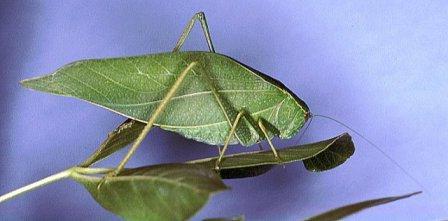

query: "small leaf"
left=303, top=133, right=354, bottom=172
left=305, top=191, right=422, bottom=221
left=188, top=133, right=354, bottom=178
left=79, top=119, right=145, bottom=167
left=72, top=164, right=228, bottom=221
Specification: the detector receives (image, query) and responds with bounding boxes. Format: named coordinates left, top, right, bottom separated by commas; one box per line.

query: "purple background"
left=1, top=1, right=447, bottom=220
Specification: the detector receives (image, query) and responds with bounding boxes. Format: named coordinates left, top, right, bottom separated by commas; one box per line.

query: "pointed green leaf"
left=72, top=164, right=228, bottom=221
left=189, top=133, right=354, bottom=178
left=305, top=191, right=422, bottom=221
left=303, top=133, right=355, bottom=172
left=79, top=119, right=145, bottom=167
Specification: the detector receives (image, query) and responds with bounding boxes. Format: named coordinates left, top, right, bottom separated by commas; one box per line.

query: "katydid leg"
left=173, top=12, right=215, bottom=52
left=86, top=13, right=217, bottom=169
left=215, top=110, right=246, bottom=170
left=173, top=12, right=253, bottom=145
left=99, top=62, right=198, bottom=184
left=258, top=120, right=281, bottom=161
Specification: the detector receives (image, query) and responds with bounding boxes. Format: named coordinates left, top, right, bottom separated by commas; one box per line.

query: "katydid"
left=21, top=12, right=310, bottom=174
left=20, top=12, right=421, bottom=189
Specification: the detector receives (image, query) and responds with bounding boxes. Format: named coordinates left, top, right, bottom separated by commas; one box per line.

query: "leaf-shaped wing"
left=20, top=52, right=308, bottom=146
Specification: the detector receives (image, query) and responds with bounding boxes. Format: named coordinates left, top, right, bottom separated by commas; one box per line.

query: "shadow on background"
left=0, top=1, right=38, bottom=190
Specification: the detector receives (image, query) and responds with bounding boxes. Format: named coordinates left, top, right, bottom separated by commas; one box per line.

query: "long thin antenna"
left=312, top=113, right=426, bottom=192
left=296, top=115, right=314, bottom=144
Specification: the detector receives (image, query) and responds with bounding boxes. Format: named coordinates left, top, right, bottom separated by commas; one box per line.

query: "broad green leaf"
left=189, top=133, right=354, bottom=178
left=79, top=119, right=145, bottom=167
left=72, top=163, right=228, bottom=221
left=305, top=191, right=421, bottom=221
left=20, top=52, right=309, bottom=147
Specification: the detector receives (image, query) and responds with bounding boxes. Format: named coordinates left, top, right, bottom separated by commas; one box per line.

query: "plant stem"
left=0, top=166, right=130, bottom=204
left=0, top=168, right=73, bottom=203
left=73, top=167, right=115, bottom=175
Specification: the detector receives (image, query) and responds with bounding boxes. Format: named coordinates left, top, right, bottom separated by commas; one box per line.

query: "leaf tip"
left=19, top=79, right=29, bottom=87
left=19, top=77, right=38, bottom=90
left=407, top=191, right=423, bottom=197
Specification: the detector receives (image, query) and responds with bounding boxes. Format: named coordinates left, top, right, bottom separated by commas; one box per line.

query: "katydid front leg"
left=214, top=115, right=283, bottom=170
left=98, top=62, right=198, bottom=188
left=258, top=120, right=281, bottom=162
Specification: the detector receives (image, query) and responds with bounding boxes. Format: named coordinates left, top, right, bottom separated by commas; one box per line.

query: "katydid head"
left=276, top=91, right=311, bottom=139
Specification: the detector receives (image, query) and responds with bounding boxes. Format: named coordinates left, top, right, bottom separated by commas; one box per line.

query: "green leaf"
left=189, top=133, right=354, bottom=178
left=79, top=115, right=353, bottom=178
left=305, top=191, right=422, bottom=221
left=20, top=52, right=309, bottom=146
left=79, top=119, right=145, bottom=167
left=72, top=163, right=228, bottom=221
left=78, top=114, right=353, bottom=178
left=303, top=133, right=355, bottom=172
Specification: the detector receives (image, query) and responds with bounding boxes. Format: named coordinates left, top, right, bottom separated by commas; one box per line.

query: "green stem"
left=0, top=168, right=73, bottom=203
left=73, top=167, right=115, bottom=175
left=0, top=166, right=115, bottom=204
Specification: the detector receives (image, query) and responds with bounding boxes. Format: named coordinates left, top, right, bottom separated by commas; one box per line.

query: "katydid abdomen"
left=21, top=51, right=310, bottom=146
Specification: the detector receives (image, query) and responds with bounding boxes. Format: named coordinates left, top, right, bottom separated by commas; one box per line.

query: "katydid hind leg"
left=173, top=12, right=215, bottom=52
left=195, top=62, right=255, bottom=146
left=93, top=12, right=216, bottom=170
left=97, top=62, right=199, bottom=188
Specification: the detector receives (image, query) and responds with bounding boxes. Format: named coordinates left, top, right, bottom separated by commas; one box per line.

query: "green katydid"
left=21, top=12, right=310, bottom=175
left=20, top=12, right=422, bottom=189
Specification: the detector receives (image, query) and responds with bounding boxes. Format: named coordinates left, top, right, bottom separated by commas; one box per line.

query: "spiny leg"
left=258, top=120, right=281, bottom=161
left=174, top=12, right=254, bottom=149
left=173, top=12, right=215, bottom=52
left=173, top=12, right=254, bottom=145
left=88, top=12, right=215, bottom=170
left=195, top=64, right=252, bottom=146
left=215, top=110, right=246, bottom=170
left=98, top=62, right=198, bottom=187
